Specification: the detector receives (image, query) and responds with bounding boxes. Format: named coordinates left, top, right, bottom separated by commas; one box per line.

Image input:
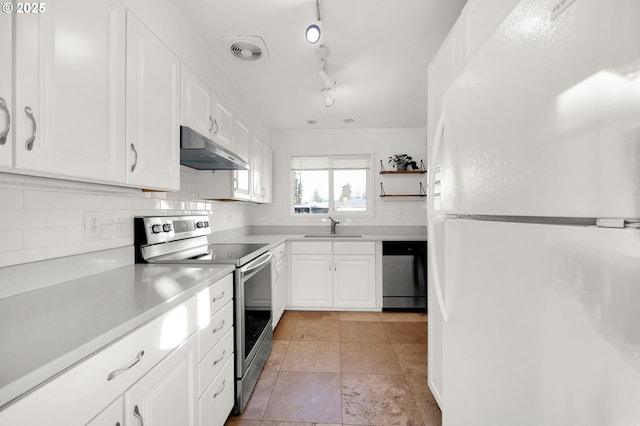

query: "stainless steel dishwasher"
left=382, top=241, right=427, bottom=312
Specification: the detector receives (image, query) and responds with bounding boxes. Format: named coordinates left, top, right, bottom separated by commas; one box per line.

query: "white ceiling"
left=170, top=0, right=467, bottom=130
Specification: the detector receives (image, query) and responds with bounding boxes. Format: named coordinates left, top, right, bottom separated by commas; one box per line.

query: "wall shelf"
left=379, top=182, right=426, bottom=198
left=379, top=159, right=426, bottom=174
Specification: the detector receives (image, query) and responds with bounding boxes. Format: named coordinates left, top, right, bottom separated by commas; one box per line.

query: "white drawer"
left=333, top=241, right=375, bottom=255
left=0, top=297, right=198, bottom=426
left=199, top=300, right=233, bottom=361
left=200, top=274, right=233, bottom=319
left=273, top=243, right=286, bottom=262
left=199, top=356, right=234, bottom=426
left=198, top=327, right=234, bottom=397
left=291, top=241, right=332, bottom=254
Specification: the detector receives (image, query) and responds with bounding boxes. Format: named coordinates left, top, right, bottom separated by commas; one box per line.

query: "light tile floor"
left=225, top=310, right=441, bottom=426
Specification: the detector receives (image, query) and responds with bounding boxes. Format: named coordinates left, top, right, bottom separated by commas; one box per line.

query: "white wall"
left=252, top=128, right=428, bottom=227
left=0, top=167, right=251, bottom=268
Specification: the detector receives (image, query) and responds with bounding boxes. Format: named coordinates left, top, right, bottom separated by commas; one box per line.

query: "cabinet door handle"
left=107, top=350, right=145, bottom=381
left=0, top=97, right=10, bottom=145
left=212, top=320, right=225, bottom=334
left=213, top=349, right=226, bottom=366
left=208, top=115, right=214, bottom=134
left=213, top=118, right=219, bottom=136
left=213, top=379, right=226, bottom=399
left=211, top=291, right=225, bottom=303
left=133, top=405, right=144, bottom=426
left=24, top=106, right=36, bottom=151
left=130, top=143, right=138, bottom=172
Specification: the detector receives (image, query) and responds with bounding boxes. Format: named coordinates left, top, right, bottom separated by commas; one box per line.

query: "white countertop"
left=0, top=232, right=426, bottom=409
left=0, top=263, right=234, bottom=409
left=216, top=233, right=428, bottom=247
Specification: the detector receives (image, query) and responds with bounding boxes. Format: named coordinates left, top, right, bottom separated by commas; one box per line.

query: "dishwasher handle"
left=382, top=241, right=426, bottom=255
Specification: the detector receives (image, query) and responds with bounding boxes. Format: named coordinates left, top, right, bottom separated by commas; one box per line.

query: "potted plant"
left=388, top=154, right=418, bottom=171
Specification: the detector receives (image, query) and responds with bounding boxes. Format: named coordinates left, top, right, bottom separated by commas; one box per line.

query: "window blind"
left=290, top=154, right=371, bottom=170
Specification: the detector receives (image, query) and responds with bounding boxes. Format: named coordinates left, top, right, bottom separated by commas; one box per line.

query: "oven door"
left=235, top=251, right=273, bottom=376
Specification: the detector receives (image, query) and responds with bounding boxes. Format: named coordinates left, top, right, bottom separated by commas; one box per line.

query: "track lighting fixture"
left=318, top=60, right=335, bottom=90
left=305, top=22, right=321, bottom=44
left=305, top=0, right=323, bottom=44
left=322, top=89, right=335, bottom=107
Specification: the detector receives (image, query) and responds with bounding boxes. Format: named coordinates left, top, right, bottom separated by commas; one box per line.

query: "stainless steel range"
left=134, top=215, right=273, bottom=414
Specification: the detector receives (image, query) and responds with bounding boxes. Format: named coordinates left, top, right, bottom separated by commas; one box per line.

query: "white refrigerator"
left=428, top=0, right=640, bottom=424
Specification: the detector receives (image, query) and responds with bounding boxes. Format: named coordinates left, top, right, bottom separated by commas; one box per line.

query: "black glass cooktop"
left=192, top=243, right=269, bottom=266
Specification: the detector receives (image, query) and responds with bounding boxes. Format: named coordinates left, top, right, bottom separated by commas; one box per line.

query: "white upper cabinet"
left=251, top=136, right=263, bottom=203
left=181, top=64, right=214, bottom=138
left=262, top=143, right=273, bottom=203
left=125, top=13, right=181, bottom=191
left=0, top=9, right=12, bottom=168
left=232, top=119, right=252, bottom=199
left=212, top=96, right=235, bottom=153
left=233, top=119, right=251, bottom=163
left=460, top=0, right=520, bottom=67
left=250, top=136, right=272, bottom=203
left=13, top=0, right=126, bottom=182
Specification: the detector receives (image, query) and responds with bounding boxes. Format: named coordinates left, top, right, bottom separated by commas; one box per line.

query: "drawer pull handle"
left=212, top=320, right=225, bottom=334
left=107, top=350, right=145, bottom=381
left=213, top=379, right=226, bottom=399
left=133, top=405, right=144, bottom=426
left=211, top=291, right=225, bottom=303
left=213, top=350, right=226, bottom=366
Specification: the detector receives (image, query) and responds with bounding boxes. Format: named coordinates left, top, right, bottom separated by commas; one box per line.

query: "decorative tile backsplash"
left=0, top=167, right=251, bottom=268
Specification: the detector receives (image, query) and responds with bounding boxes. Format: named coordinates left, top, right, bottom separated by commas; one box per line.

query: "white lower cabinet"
left=124, top=332, right=198, bottom=426
left=89, top=331, right=200, bottom=426
left=290, top=254, right=333, bottom=308
left=289, top=242, right=376, bottom=309
left=0, top=274, right=237, bottom=426
left=199, top=356, right=234, bottom=426
left=333, top=255, right=375, bottom=308
left=197, top=275, right=235, bottom=426
left=272, top=243, right=287, bottom=328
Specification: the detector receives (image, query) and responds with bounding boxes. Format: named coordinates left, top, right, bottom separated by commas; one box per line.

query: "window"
left=291, top=154, right=371, bottom=215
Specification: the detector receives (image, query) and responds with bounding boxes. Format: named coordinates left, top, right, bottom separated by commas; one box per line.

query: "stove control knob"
left=196, top=221, right=204, bottom=229
left=151, top=224, right=162, bottom=234
left=163, top=224, right=172, bottom=232
left=204, top=221, right=209, bottom=228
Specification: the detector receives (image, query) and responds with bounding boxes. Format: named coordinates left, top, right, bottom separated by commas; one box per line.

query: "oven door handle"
left=240, top=251, right=273, bottom=276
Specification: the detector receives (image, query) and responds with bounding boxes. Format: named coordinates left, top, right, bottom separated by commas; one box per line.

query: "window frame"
left=290, top=154, right=374, bottom=218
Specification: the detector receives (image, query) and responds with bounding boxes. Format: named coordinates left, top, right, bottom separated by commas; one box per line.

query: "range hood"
left=180, top=126, right=250, bottom=170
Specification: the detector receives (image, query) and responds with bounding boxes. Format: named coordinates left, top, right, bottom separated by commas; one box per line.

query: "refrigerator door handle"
left=428, top=112, right=449, bottom=323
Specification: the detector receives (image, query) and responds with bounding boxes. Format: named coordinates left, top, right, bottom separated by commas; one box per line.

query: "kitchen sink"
left=304, top=234, right=362, bottom=238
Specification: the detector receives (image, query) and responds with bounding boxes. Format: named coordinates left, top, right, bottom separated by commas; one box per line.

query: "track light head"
left=305, top=22, right=322, bottom=44
left=318, top=69, right=336, bottom=90
left=322, top=89, right=335, bottom=107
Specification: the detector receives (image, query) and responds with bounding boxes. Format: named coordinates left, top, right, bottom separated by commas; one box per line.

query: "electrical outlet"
left=85, top=212, right=102, bottom=238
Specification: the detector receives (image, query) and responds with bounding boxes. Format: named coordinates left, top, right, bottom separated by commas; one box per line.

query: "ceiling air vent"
left=222, top=36, right=269, bottom=62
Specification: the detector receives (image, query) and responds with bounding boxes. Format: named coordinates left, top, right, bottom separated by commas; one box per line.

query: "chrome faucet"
left=328, top=216, right=340, bottom=234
